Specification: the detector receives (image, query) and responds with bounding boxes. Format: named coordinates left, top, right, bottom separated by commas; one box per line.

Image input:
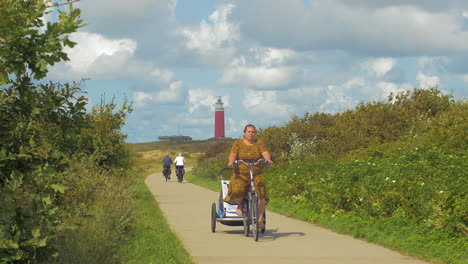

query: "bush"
left=0, top=78, right=88, bottom=262
left=267, top=145, right=467, bottom=235
left=0, top=79, right=135, bottom=262
left=192, top=153, right=229, bottom=181
left=56, top=164, right=136, bottom=264
left=258, top=88, right=460, bottom=161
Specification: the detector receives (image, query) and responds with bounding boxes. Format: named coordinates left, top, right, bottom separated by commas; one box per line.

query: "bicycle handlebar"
left=234, top=158, right=268, bottom=166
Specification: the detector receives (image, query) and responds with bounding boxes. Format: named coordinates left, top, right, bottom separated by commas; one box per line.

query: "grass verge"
left=118, top=168, right=193, bottom=264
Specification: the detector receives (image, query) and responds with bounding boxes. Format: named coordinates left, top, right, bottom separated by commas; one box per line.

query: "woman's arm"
left=228, top=153, right=237, bottom=167
left=262, top=151, right=273, bottom=164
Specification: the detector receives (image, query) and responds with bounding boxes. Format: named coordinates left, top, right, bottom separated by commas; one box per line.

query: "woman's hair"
left=243, top=124, right=256, bottom=133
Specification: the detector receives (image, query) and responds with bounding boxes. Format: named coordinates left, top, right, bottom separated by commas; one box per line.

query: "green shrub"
left=266, top=145, right=467, bottom=235
left=192, top=153, right=229, bottom=181
left=0, top=78, right=88, bottom=262
left=258, top=88, right=460, bottom=161
left=56, top=164, right=136, bottom=264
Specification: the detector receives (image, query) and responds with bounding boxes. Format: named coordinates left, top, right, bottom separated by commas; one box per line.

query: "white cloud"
left=51, top=32, right=137, bottom=79
left=460, top=74, right=468, bottom=83
left=220, top=47, right=297, bottom=89
left=343, top=78, right=366, bottom=89
left=220, top=65, right=296, bottom=89
left=153, top=80, right=184, bottom=103
left=233, top=1, right=468, bottom=55
left=226, top=118, right=238, bottom=136
left=179, top=4, right=239, bottom=54
left=133, top=91, right=153, bottom=107
left=187, top=90, right=230, bottom=113
left=132, top=81, right=183, bottom=107
left=463, top=11, right=468, bottom=18
left=377, top=82, right=412, bottom=97
left=256, top=47, right=296, bottom=66
left=361, top=58, right=395, bottom=77
left=76, top=0, right=176, bottom=37
left=242, top=90, right=291, bottom=117
left=320, top=85, right=356, bottom=113
left=418, top=56, right=449, bottom=72
left=150, top=68, right=175, bottom=84
left=416, top=72, right=440, bottom=88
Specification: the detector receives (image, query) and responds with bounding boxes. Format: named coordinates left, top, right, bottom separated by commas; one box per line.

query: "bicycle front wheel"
left=250, top=194, right=259, bottom=241
left=242, top=199, right=250, bottom=237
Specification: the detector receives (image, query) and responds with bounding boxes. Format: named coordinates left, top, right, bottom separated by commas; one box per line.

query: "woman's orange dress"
left=223, top=139, right=269, bottom=204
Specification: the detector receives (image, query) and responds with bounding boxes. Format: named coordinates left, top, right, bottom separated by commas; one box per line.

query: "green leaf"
left=42, top=195, right=52, bottom=205
left=51, top=183, right=66, bottom=193
left=0, top=71, right=8, bottom=85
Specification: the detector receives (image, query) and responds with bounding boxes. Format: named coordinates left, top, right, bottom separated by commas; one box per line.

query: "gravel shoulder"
left=145, top=171, right=430, bottom=264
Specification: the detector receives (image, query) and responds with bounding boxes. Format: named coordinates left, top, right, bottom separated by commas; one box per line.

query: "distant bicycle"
left=175, top=166, right=185, bottom=183
left=162, top=168, right=171, bottom=182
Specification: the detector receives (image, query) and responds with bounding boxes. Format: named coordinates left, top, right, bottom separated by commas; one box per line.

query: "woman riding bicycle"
left=224, top=124, right=273, bottom=229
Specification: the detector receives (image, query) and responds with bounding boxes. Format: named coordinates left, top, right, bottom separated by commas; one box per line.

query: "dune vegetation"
left=192, top=88, right=467, bottom=264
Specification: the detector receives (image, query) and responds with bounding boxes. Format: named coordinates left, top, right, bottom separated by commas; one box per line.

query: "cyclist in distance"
left=173, top=153, right=185, bottom=181
left=224, top=124, right=273, bottom=229
left=162, top=154, right=172, bottom=180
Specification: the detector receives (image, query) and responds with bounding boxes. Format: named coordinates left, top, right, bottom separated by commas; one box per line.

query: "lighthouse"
left=214, top=97, right=225, bottom=138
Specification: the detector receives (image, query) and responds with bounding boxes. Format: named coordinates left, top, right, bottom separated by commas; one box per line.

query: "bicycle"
left=175, top=167, right=185, bottom=183
left=162, top=167, right=171, bottom=182
left=235, top=158, right=268, bottom=241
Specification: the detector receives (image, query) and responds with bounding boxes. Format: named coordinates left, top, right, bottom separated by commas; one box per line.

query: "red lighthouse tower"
left=214, top=97, right=225, bottom=138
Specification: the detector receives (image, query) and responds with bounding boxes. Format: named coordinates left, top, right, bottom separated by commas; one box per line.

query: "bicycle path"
left=145, top=171, right=431, bottom=264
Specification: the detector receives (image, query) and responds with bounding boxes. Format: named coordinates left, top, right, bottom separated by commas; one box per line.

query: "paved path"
left=145, top=172, right=430, bottom=264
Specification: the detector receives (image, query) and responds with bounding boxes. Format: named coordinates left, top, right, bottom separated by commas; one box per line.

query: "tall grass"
left=56, top=164, right=137, bottom=264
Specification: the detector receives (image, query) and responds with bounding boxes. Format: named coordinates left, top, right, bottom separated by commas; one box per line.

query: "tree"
left=0, top=1, right=83, bottom=262
left=0, top=0, right=82, bottom=85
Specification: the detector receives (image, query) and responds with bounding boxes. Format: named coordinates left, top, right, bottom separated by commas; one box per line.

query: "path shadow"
left=223, top=230, right=245, bottom=235
left=221, top=228, right=305, bottom=242
left=260, top=228, right=305, bottom=241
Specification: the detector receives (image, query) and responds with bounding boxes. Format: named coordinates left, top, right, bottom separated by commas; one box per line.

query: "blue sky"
left=48, top=0, right=468, bottom=142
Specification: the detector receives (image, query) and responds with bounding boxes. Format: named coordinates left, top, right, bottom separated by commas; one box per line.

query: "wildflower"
left=421, top=182, right=425, bottom=186
left=385, top=177, right=389, bottom=181
left=355, top=160, right=359, bottom=162
left=392, top=180, right=396, bottom=183
left=332, top=214, right=335, bottom=218
left=293, top=172, right=297, bottom=175
left=373, top=163, right=376, bottom=166
left=359, top=198, right=363, bottom=202
left=439, top=190, right=444, bottom=193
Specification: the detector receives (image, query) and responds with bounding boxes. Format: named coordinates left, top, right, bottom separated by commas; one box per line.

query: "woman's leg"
left=234, top=197, right=243, bottom=216
left=258, top=198, right=266, bottom=227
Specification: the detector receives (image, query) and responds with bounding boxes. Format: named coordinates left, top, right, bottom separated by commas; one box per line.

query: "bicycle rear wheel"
left=250, top=194, right=259, bottom=241
left=176, top=169, right=182, bottom=183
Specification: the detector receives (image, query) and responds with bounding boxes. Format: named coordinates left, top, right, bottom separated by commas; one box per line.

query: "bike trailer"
left=211, top=168, right=244, bottom=227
